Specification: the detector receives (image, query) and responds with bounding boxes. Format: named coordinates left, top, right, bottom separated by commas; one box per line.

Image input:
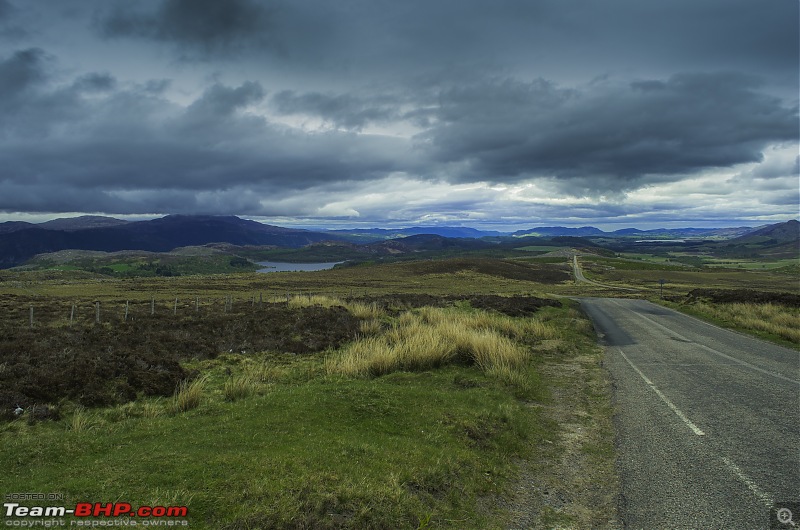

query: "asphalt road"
left=579, top=297, right=800, bottom=529
left=572, top=255, right=638, bottom=291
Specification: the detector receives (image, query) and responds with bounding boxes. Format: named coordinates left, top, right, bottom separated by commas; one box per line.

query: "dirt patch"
left=684, top=288, right=800, bottom=307
left=503, top=349, right=620, bottom=529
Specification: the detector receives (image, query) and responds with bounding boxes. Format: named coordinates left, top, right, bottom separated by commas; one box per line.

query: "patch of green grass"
left=0, top=261, right=619, bottom=527
left=516, top=245, right=561, bottom=253
left=0, top=360, right=548, bottom=529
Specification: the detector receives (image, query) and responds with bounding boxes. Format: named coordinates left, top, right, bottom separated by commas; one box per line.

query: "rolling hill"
left=0, top=215, right=341, bottom=268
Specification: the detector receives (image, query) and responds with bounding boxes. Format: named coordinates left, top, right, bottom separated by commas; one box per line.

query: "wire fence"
left=7, top=292, right=311, bottom=329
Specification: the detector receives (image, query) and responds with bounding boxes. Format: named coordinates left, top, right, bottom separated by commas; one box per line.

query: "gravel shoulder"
left=504, top=337, right=620, bottom=529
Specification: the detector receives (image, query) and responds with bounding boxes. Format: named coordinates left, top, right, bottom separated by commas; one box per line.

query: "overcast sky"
left=0, top=0, right=797, bottom=230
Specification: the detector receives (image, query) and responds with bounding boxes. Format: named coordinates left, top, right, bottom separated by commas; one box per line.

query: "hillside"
left=0, top=215, right=340, bottom=269
left=719, top=220, right=799, bottom=258
left=39, top=215, right=130, bottom=231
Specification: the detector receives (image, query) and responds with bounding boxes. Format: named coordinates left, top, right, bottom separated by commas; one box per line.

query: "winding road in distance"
left=579, top=297, right=800, bottom=528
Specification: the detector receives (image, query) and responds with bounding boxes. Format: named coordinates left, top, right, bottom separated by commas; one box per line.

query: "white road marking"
left=720, top=456, right=775, bottom=507
left=595, top=300, right=782, bottom=510
left=617, top=347, right=706, bottom=436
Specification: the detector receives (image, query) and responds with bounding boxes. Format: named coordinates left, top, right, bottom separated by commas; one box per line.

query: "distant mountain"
left=0, top=221, right=35, bottom=234
left=328, top=226, right=503, bottom=241
left=512, top=225, right=757, bottom=239
left=39, top=215, right=129, bottom=231
left=513, top=226, right=605, bottom=237
left=731, top=219, right=799, bottom=244
left=0, top=215, right=341, bottom=269
left=368, top=234, right=494, bottom=254
left=611, top=226, right=754, bottom=238
left=716, top=220, right=799, bottom=259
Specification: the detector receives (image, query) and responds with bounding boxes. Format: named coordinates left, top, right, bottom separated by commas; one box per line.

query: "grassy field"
left=572, top=254, right=797, bottom=298
left=2, top=250, right=795, bottom=527
left=565, top=253, right=799, bottom=347
left=0, top=258, right=617, bottom=528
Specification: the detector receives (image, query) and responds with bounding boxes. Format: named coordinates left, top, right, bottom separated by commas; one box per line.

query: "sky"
left=0, top=0, right=797, bottom=231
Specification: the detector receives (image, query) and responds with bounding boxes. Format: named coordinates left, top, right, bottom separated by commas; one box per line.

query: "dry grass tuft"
left=223, top=375, right=256, bottom=401
left=694, top=302, right=800, bottom=343
left=327, top=307, right=546, bottom=380
left=287, top=294, right=386, bottom=320
left=170, top=376, right=207, bottom=413
left=69, top=406, right=92, bottom=432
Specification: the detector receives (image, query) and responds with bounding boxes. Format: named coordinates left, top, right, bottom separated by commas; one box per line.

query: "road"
left=579, top=297, right=800, bottom=529
left=572, top=255, right=638, bottom=291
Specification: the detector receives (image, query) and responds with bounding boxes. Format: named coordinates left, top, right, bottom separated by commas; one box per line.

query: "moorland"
left=0, top=217, right=796, bottom=528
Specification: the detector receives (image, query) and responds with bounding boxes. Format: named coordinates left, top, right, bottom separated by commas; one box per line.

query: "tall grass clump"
left=69, top=406, right=92, bottom=432
left=286, top=294, right=386, bottom=321
left=288, top=294, right=342, bottom=309
left=694, top=302, right=800, bottom=343
left=345, top=301, right=385, bottom=319
left=468, top=331, right=528, bottom=371
left=327, top=307, right=542, bottom=381
left=170, top=376, right=207, bottom=413
left=223, top=375, right=256, bottom=401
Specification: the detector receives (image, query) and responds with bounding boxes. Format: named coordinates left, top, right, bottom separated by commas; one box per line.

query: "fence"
left=10, top=292, right=314, bottom=329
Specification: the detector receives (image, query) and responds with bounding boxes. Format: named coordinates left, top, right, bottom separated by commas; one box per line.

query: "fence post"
left=196, top=297, right=199, bottom=312
left=95, top=302, right=100, bottom=324
left=124, top=301, right=129, bottom=322
left=29, top=306, right=33, bottom=329
left=70, top=304, right=75, bottom=326
left=151, top=298, right=155, bottom=316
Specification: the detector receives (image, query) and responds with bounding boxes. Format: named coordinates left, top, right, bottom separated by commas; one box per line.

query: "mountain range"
left=0, top=215, right=796, bottom=269
left=0, top=215, right=336, bottom=268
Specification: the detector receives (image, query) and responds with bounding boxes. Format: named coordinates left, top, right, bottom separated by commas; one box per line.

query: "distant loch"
left=256, top=261, right=344, bottom=273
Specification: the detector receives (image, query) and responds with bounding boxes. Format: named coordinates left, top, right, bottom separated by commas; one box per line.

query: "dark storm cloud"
left=0, top=48, right=48, bottom=97
left=0, top=0, right=797, bottom=225
left=417, top=73, right=798, bottom=192
left=98, top=0, right=274, bottom=57
left=0, top=0, right=12, bottom=19
left=271, top=91, right=404, bottom=131
left=91, top=0, right=798, bottom=88
left=73, top=72, right=116, bottom=92
left=0, top=48, right=408, bottom=214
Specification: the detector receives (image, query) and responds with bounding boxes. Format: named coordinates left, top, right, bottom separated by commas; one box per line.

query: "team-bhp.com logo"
left=4, top=502, right=188, bottom=526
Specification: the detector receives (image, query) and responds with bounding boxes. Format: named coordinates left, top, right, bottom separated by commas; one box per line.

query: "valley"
left=0, top=216, right=796, bottom=528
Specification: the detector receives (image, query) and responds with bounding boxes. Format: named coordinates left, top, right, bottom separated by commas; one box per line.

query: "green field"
left=0, top=258, right=617, bottom=528
left=0, top=249, right=796, bottom=527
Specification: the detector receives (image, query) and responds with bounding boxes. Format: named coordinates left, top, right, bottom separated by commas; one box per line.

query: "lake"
left=255, top=261, right=344, bottom=273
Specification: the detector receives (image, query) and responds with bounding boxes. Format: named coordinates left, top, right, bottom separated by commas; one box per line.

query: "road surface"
left=579, top=297, right=799, bottom=529
left=572, top=255, right=638, bottom=291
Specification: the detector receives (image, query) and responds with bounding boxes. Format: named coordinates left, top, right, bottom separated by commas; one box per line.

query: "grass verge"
left=663, top=300, right=800, bottom=348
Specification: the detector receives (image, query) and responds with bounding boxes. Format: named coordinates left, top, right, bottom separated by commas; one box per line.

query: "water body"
left=256, top=261, right=344, bottom=273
